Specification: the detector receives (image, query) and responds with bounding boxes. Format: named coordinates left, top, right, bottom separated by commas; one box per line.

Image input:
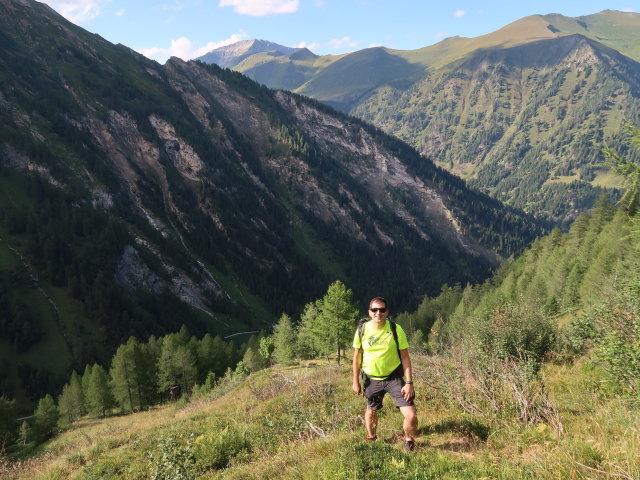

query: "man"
left=352, top=296, right=418, bottom=451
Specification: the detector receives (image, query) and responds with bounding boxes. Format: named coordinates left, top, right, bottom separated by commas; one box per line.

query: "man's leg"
left=364, top=407, right=378, bottom=439
left=400, top=406, right=418, bottom=440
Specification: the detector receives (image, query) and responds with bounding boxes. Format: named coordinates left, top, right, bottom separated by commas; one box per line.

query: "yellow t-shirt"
left=353, top=320, right=409, bottom=380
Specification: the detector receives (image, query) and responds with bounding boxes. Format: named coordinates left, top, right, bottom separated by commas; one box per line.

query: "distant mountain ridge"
left=198, top=10, right=640, bottom=224
left=198, top=39, right=305, bottom=68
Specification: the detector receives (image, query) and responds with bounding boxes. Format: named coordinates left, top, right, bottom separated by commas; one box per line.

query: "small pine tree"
left=34, top=394, right=58, bottom=440
left=272, top=313, right=296, bottom=364
left=258, top=336, right=275, bottom=365
left=297, top=301, right=322, bottom=358
left=315, top=280, right=359, bottom=364
left=86, top=365, right=114, bottom=417
left=18, top=421, right=31, bottom=445
left=109, top=337, right=152, bottom=412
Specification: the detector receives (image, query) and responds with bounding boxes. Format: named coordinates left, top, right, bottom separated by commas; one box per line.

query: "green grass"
left=6, top=352, right=638, bottom=480
left=592, top=168, right=625, bottom=188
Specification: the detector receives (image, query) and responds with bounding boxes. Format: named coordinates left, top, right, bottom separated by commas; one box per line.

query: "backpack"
left=357, top=317, right=402, bottom=380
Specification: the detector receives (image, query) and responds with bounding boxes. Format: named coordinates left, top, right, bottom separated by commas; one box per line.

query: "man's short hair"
left=369, top=297, right=388, bottom=309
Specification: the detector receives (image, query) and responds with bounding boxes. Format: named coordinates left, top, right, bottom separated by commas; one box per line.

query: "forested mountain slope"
left=356, top=34, right=640, bottom=223
left=200, top=11, right=640, bottom=223
left=0, top=0, right=541, bottom=402
left=399, top=185, right=640, bottom=354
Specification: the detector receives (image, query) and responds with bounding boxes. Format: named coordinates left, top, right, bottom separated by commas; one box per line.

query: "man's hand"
left=352, top=380, right=362, bottom=396
left=401, top=382, right=415, bottom=402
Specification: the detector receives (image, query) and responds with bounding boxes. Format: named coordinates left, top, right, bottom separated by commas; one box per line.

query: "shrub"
left=193, top=426, right=252, bottom=470
left=591, top=290, right=640, bottom=394
left=148, top=433, right=198, bottom=480
left=563, top=314, right=598, bottom=356
left=419, top=349, right=564, bottom=433
left=470, top=299, right=558, bottom=366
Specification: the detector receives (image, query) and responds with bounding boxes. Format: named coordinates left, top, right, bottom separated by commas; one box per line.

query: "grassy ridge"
left=4, top=354, right=638, bottom=479
left=218, top=11, right=640, bottom=223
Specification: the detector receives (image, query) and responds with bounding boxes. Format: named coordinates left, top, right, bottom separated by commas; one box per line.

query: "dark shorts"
left=363, top=375, right=414, bottom=411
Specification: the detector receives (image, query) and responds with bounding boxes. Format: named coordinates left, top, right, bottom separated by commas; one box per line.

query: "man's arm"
left=399, top=349, right=415, bottom=401
left=352, top=348, right=362, bottom=395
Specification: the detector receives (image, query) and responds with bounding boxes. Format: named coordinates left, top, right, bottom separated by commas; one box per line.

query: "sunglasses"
left=369, top=307, right=387, bottom=313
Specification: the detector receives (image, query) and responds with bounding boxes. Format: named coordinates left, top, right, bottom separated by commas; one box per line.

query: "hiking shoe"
left=366, top=434, right=377, bottom=441
left=402, top=437, right=416, bottom=452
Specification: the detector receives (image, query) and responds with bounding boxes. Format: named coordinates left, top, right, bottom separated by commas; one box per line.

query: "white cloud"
left=621, top=7, right=635, bottom=12
left=115, top=9, right=125, bottom=16
left=42, top=0, right=112, bottom=22
left=453, top=9, right=466, bottom=18
left=219, top=0, right=299, bottom=16
left=328, top=36, right=359, bottom=50
left=434, top=32, right=450, bottom=39
left=295, top=41, right=320, bottom=51
left=138, top=30, right=249, bottom=63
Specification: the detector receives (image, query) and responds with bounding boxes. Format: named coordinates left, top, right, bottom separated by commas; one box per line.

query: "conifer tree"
left=0, top=395, right=16, bottom=449
left=242, top=346, right=267, bottom=373
left=57, top=371, right=85, bottom=427
left=86, top=365, right=114, bottom=417
left=297, top=301, right=321, bottom=358
left=173, top=345, right=198, bottom=394
left=157, top=335, right=178, bottom=393
left=315, top=280, right=359, bottom=364
left=18, top=420, right=30, bottom=446
left=81, top=364, right=92, bottom=401
left=157, top=334, right=197, bottom=394
left=197, top=334, right=228, bottom=380
left=109, top=337, right=153, bottom=412
left=34, top=394, right=58, bottom=440
left=603, top=123, right=640, bottom=215
left=258, top=336, right=275, bottom=365
left=57, top=384, right=76, bottom=428
left=273, top=313, right=296, bottom=364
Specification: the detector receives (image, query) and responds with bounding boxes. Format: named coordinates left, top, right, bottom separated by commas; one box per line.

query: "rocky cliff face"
left=202, top=13, right=640, bottom=224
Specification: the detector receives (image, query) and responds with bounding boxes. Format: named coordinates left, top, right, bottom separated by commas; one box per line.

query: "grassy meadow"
left=3, top=352, right=638, bottom=480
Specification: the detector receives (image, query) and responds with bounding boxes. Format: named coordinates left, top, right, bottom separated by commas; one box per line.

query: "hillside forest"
left=0, top=126, right=639, bottom=479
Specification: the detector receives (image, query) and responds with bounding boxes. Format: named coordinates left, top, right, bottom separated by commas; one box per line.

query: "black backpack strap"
left=357, top=317, right=367, bottom=364
left=388, top=320, right=402, bottom=363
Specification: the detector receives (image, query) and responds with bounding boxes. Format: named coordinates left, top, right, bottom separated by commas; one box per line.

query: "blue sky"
left=41, top=0, right=638, bottom=63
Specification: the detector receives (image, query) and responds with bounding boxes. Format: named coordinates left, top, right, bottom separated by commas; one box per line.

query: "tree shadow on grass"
left=418, top=419, right=490, bottom=453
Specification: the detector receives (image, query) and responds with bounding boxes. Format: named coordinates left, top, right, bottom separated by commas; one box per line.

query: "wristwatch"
left=405, top=381, right=413, bottom=384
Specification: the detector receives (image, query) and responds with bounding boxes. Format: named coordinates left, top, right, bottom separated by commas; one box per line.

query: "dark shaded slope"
left=0, top=0, right=543, bottom=402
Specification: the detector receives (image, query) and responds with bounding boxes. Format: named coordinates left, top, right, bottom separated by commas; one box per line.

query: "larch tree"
left=315, top=280, right=359, bottom=364
left=272, top=313, right=296, bottom=364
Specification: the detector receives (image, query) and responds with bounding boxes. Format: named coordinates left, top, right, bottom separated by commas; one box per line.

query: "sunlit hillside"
left=3, top=354, right=638, bottom=480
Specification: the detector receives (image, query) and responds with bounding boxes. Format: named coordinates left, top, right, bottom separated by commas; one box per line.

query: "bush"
left=193, top=425, right=252, bottom=470
left=590, top=290, right=640, bottom=394
left=420, top=349, right=564, bottom=432
left=148, top=433, right=198, bottom=480
left=563, top=314, right=598, bottom=356
left=470, top=299, right=558, bottom=366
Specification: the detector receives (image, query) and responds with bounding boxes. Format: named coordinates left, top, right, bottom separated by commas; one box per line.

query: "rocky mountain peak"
left=197, top=39, right=302, bottom=68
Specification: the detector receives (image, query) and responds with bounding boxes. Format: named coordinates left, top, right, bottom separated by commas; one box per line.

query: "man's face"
left=369, top=301, right=388, bottom=323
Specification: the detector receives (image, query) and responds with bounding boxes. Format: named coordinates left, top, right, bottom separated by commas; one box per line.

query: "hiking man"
left=352, top=296, right=418, bottom=451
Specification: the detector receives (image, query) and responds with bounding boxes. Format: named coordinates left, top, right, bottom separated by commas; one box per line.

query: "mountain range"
left=0, top=0, right=542, bottom=402
left=198, top=10, right=640, bottom=223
